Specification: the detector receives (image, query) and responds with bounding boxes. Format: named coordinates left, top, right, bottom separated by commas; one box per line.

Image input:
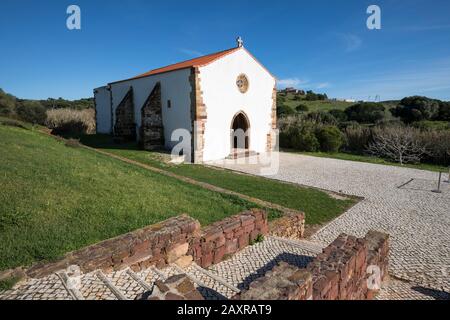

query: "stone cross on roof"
left=236, top=36, right=244, bottom=48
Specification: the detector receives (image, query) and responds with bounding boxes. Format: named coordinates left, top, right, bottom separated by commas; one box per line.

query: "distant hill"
left=277, top=92, right=355, bottom=112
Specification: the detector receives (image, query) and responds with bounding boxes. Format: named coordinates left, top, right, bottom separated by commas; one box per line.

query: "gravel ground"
left=211, top=152, right=450, bottom=293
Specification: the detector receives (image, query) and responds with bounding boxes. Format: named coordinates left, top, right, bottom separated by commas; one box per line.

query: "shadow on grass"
left=65, top=133, right=141, bottom=151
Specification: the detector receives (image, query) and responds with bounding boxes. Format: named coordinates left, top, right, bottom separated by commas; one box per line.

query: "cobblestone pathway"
left=212, top=152, right=450, bottom=294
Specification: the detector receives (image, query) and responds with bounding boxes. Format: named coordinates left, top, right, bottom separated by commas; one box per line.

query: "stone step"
left=226, top=149, right=259, bottom=160
left=268, top=236, right=325, bottom=254
left=174, top=263, right=240, bottom=300
left=0, top=273, right=73, bottom=300
left=77, top=271, right=119, bottom=300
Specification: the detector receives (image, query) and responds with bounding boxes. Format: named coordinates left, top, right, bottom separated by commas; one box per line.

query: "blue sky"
left=1, top=0, right=449, bottom=101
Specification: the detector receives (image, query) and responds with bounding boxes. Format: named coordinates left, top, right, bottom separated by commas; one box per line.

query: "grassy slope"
left=79, top=135, right=356, bottom=227
left=0, top=126, right=254, bottom=270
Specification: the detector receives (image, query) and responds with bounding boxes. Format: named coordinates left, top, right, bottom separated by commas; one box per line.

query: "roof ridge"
left=109, top=47, right=240, bottom=85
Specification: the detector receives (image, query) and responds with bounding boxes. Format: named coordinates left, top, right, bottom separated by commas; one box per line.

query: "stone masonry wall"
left=234, top=230, right=389, bottom=300
left=114, top=87, right=136, bottom=140
left=233, top=262, right=312, bottom=300
left=26, top=215, right=200, bottom=278
left=21, top=210, right=270, bottom=279
left=307, top=230, right=389, bottom=300
left=189, top=209, right=269, bottom=268
left=140, top=82, right=164, bottom=150
left=269, top=212, right=305, bottom=239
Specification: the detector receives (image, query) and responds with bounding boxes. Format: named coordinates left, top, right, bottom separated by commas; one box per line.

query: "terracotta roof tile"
left=107, top=47, right=239, bottom=85
left=109, top=46, right=275, bottom=85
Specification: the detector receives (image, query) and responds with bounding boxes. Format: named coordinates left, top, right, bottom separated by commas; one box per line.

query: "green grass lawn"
left=0, top=125, right=256, bottom=271
left=291, top=150, right=448, bottom=173
left=78, top=134, right=356, bottom=227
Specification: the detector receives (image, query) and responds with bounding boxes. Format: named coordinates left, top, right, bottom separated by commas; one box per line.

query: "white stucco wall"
left=109, top=68, right=192, bottom=149
left=94, top=86, right=112, bottom=134
left=199, top=48, right=275, bottom=161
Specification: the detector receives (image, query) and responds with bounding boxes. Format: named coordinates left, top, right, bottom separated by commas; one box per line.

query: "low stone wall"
left=189, top=209, right=269, bottom=268
left=233, top=262, right=312, bottom=300
left=269, top=212, right=305, bottom=239
left=234, top=230, right=389, bottom=300
left=365, top=230, right=390, bottom=299
left=307, top=231, right=389, bottom=300
left=26, top=215, right=200, bottom=278
left=18, top=210, right=271, bottom=279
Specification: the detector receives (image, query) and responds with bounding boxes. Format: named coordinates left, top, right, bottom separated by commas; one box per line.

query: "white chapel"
left=94, top=39, right=276, bottom=163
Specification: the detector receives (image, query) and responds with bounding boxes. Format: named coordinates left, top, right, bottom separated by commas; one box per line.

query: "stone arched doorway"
left=231, top=111, right=250, bottom=150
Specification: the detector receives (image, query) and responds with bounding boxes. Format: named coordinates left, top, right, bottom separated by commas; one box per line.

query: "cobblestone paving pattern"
left=213, top=152, right=450, bottom=293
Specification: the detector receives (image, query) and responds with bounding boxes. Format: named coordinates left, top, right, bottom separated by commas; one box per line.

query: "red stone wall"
left=26, top=215, right=200, bottom=278
left=307, top=231, right=390, bottom=300
left=24, top=210, right=270, bottom=278
left=189, top=209, right=269, bottom=268
left=234, top=230, right=389, bottom=301
left=233, top=262, right=312, bottom=300
left=269, top=212, right=305, bottom=239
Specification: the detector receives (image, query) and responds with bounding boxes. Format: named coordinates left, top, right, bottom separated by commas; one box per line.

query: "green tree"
left=328, top=109, right=348, bottom=122
left=289, top=125, right=320, bottom=151
left=0, top=89, right=17, bottom=116
left=277, top=104, right=295, bottom=117
left=316, top=126, right=344, bottom=152
left=16, top=100, right=47, bottom=124
left=391, top=96, right=440, bottom=123
left=345, top=102, right=385, bottom=124
left=295, top=104, right=309, bottom=112
left=438, top=101, right=450, bottom=121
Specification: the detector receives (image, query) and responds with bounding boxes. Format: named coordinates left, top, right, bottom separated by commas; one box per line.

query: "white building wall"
left=199, top=49, right=275, bottom=162
left=94, top=86, right=112, bottom=134
left=109, top=68, right=192, bottom=149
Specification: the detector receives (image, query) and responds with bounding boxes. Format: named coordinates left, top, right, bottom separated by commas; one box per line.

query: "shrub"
left=316, top=126, right=344, bottom=152
left=345, top=102, right=385, bottom=124
left=391, top=96, right=440, bottom=123
left=0, top=89, right=16, bottom=116
left=438, top=101, right=450, bottom=121
left=291, top=126, right=320, bottom=151
left=277, top=104, right=295, bottom=117
left=295, top=104, right=309, bottom=112
left=16, top=101, right=47, bottom=125
left=278, top=117, right=320, bottom=151
left=412, top=120, right=450, bottom=131
left=417, top=130, right=450, bottom=166
left=343, top=125, right=373, bottom=154
left=46, top=108, right=96, bottom=136
left=304, top=111, right=337, bottom=125
left=329, top=109, right=348, bottom=122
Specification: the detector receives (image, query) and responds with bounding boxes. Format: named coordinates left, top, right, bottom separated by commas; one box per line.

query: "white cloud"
left=316, top=82, right=330, bottom=89
left=277, top=78, right=309, bottom=88
left=332, top=60, right=450, bottom=101
left=179, top=48, right=204, bottom=57
left=336, top=33, right=362, bottom=52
